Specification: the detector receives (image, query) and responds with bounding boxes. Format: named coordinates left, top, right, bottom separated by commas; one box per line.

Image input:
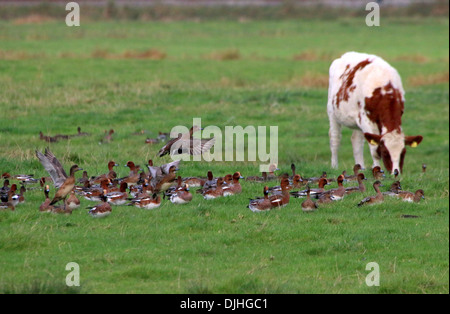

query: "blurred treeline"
left=0, top=0, right=448, bottom=21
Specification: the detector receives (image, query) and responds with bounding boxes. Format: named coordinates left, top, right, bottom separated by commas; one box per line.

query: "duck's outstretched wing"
left=189, top=137, right=216, bottom=156
left=35, top=148, right=67, bottom=188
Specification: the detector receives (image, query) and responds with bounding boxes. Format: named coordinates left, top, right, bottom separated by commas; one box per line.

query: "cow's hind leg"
left=351, top=129, right=366, bottom=169
left=329, top=117, right=342, bottom=169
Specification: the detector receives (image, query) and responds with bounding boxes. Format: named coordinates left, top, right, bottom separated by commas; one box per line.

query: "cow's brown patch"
left=335, top=59, right=372, bottom=108
left=364, top=82, right=404, bottom=133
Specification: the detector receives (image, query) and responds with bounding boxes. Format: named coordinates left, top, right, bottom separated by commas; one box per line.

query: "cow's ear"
left=364, top=133, right=382, bottom=146
left=405, top=135, right=423, bottom=148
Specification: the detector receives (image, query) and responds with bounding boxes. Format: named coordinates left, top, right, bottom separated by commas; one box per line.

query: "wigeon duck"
left=65, top=190, right=80, bottom=210
left=53, top=133, right=70, bottom=140
left=18, top=185, right=26, bottom=204
left=317, top=174, right=346, bottom=202
left=36, top=147, right=82, bottom=190
left=80, top=179, right=111, bottom=202
left=372, top=166, right=385, bottom=180
left=266, top=163, right=281, bottom=181
left=357, top=181, right=384, bottom=207
left=129, top=193, right=161, bottom=210
left=164, top=175, right=183, bottom=198
left=344, top=164, right=362, bottom=181
left=151, top=165, right=178, bottom=193
left=382, top=181, right=402, bottom=197
left=222, top=172, right=244, bottom=196
left=393, top=169, right=399, bottom=179
left=345, top=173, right=367, bottom=194
left=223, top=174, right=233, bottom=187
left=8, top=184, right=19, bottom=207
left=396, top=189, right=425, bottom=203
left=203, top=170, right=216, bottom=189
left=157, top=126, right=215, bottom=157
left=119, top=161, right=140, bottom=185
left=39, top=131, right=58, bottom=143
left=105, top=182, right=129, bottom=205
left=0, top=179, right=10, bottom=201
left=88, top=192, right=112, bottom=217
left=182, top=176, right=206, bottom=188
left=129, top=180, right=153, bottom=199
left=245, top=171, right=268, bottom=182
left=100, top=129, right=114, bottom=144
left=0, top=189, right=19, bottom=211
left=203, top=177, right=224, bottom=200
left=145, top=138, right=159, bottom=144
left=301, top=186, right=318, bottom=212
left=306, top=171, right=328, bottom=184
left=248, top=186, right=272, bottom=212
left=39, top=185, right=52, bottom=212
left=132, top=129, right=149, bottom=136
left=91, top=161, right=118, bottom=184
left=77, top=171, right=89, bottom=184
left=289, top=163, right=297, bottom=179
left=268, top=178, right=291, bottom=208
left=292, top=174, right=306, bottom=189
left=196, top=171, right=217, bottom=194
left=75, top=126, right=90, bottom=137
left=290, top=178, right=330, bottom=198
left=169, top=183, right=193, bottom=205
left=157, top=131, right=170, bottom=142
left=7, top=173, right=38, bottom=184
left=422, top=163, right=427, bottom=173
left=267, top=174, right=303, bottom=195
left=49, top=165, right=83, bottom=206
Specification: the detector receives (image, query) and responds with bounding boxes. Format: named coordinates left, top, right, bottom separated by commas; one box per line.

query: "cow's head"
left=364, top=131, right=423, bottom=175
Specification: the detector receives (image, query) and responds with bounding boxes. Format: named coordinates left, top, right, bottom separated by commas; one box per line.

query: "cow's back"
left=327, top=51, right=404, bottom=131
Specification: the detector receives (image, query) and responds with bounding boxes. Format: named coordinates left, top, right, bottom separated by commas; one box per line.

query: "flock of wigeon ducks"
left=0, top=144, right=426, bottom=217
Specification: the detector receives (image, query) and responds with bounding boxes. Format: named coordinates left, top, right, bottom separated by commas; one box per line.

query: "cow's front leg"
left=329, top=117, right=342, bottom=169
left=351, top=129, right=366, bottom=169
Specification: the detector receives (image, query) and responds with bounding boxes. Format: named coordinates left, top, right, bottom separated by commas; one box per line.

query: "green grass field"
left=0, top=17, right=448, bottom=294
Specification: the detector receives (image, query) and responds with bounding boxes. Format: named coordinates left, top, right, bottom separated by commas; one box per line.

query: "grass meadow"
left=0, top=17, right=448, bottom=294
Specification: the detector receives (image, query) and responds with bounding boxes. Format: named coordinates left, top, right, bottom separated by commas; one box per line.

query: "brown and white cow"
left=327, top=52, right=423, bottom=175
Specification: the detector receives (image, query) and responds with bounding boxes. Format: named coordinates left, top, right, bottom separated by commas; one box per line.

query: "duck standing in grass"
left=35, top=148, right=83, bottom=206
